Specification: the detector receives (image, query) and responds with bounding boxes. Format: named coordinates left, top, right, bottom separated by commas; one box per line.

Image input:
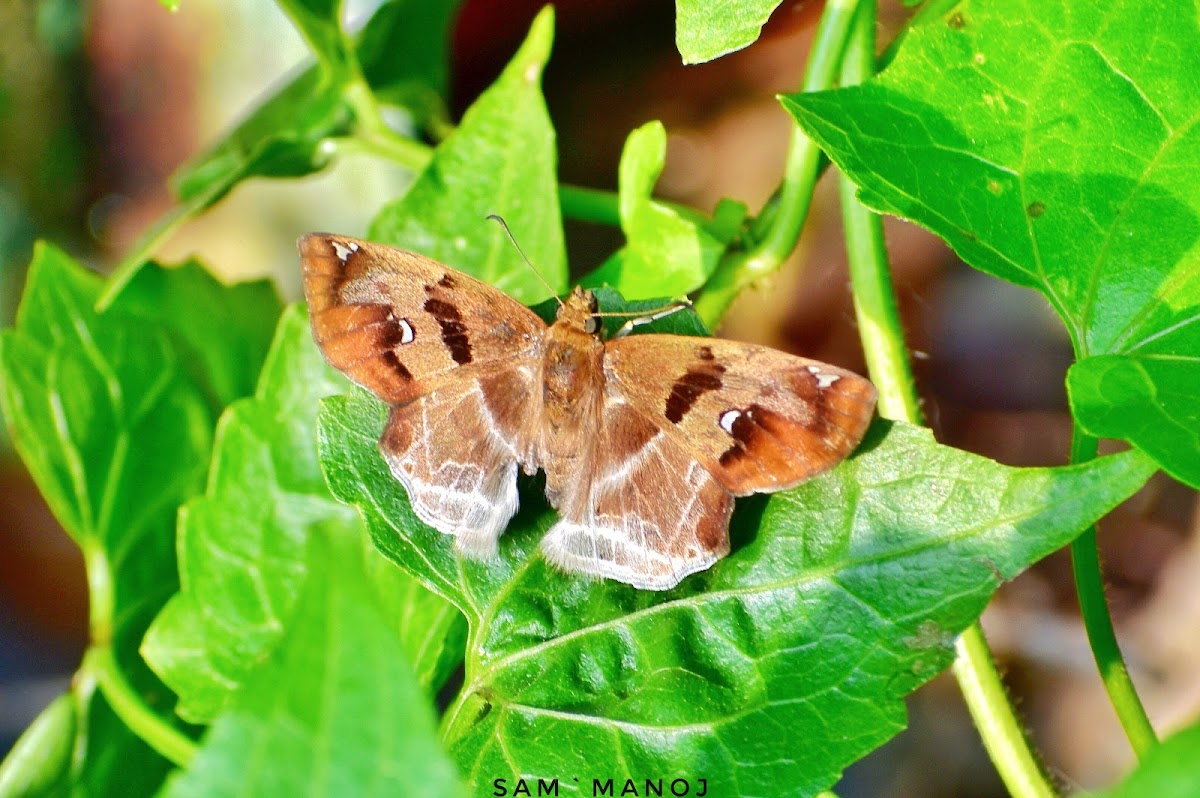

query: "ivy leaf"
left=675, top=0, right=784, bottom=64
left=1097, top=720, right=1200, bottom=798
left=319, top=386, right=1154, bottom=794
left=0, top=245, right=276, bottom=795
left=158, top=528, right=463, bottom=798
left=143, top=306, right=465, bottom=723
left=782, top=0, right=1200, bottom=487
left=581, top=121, right=726, bottom=299
left=368, top=6, right=567, bottom=304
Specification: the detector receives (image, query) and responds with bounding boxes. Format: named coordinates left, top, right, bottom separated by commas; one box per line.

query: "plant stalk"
left=693, top=0, right=861, bottom=327
left=1068, top=429, right=1158, bottom=757
left=838, top=3, right=1056, bottom=796
left=84, top=647, right=196, bottom=768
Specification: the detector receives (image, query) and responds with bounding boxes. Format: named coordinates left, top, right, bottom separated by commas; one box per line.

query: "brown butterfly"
left=300, top=233, right=876, bottom=590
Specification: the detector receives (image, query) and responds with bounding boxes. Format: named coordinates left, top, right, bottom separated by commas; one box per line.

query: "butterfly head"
left=556, top=286, right=602, bottom=337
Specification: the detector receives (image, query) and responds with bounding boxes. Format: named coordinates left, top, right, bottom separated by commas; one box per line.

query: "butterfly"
left=300, top=233, right=877, bottom=590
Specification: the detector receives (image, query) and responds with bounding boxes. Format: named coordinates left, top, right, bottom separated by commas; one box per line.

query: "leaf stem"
left=80, top=538, right=196, bottom=768
left=343, top=79, right=435, bottom=172
left=693, top=0, right=860, bottom=327
left=952, top=627, right=1056, bottom=798
left=82, top=647, right=196, bottom=768
left=559, top=183, right=621, bottom=226
left=838, top=4, right=1055, bottom=797
left=1068, top=429, right=1158, bottom=758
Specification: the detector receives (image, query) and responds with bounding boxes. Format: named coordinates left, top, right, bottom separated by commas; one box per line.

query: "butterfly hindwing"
left=540, top=397, right=732, bottom=590
left=379, top=367, right=540, bottom=557
left=604, top=335, right=877, bottom=496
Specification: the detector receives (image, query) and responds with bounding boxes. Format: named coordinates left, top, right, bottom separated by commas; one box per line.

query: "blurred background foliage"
left=0, top=1, right=1196, bottom=796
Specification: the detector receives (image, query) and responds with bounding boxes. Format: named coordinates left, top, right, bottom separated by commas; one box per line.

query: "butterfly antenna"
left=487, top=214, right=563, bottom=308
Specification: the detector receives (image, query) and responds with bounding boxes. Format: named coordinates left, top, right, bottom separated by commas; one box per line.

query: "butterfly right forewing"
left=604, top=334, right=877, bottom=496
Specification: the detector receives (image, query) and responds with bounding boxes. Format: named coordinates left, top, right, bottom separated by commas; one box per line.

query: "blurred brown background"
left=1, top=1, right=1196, bottom=795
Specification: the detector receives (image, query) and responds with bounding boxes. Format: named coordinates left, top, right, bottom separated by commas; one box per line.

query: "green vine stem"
left=951, top=627, right=1055, bottom=798
left=78, top=543, right=197, bottom=768
left=1069, top=430, right=1158, bottom=757
left=83, top=647, right=196, bottom=768
left=344, top=79, right=435, bottom=172
left=693, top=0, right=861, bottom=327
left=558, top=183, right=622, bottom=226
left=838, top=3, right=1055, bottom=797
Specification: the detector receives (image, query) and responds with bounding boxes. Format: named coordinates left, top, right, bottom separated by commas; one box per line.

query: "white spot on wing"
left=397, top=318, right=415, bottom=344
left=807, top=364, right=840, bottom=388
left=332, top=240, right=359, bottom=261
left=719, top=409, right=740, bottom=434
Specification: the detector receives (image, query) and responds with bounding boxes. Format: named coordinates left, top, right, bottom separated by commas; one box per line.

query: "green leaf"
left=117, top=261, right=280, bottom=408
left=1096, top=720, right=1200, bottom=798
left=581, top=121, right=726, bottom=299
left=782, top=0, right=1200, bottom=487
left=675, top=0, right=783, bottom=64
left=0, top=692, right=75, bottom=797
left=358, top=0, right=460, bottom=113
left=276, top=0, right=355, bottom=84
left=368, top=6, right=566, bottom=303
left=0, top=245, right=276, bottom=795
left=318, top=386, right=1155, bottom=795
left=158, top=529, right=463, bottom=798
left=173, top=71, right=349, bottom=205
left=99, top=74, right=349, bottom=307
left=1, top=245, right=207, bottom=667
left=143, top=306, right=465, bottom=723
left=100, top=0, right=465, bottom=306
left=1067, top=354, right=1200, bottom=486
left=165, top=0, right=460, bottom=212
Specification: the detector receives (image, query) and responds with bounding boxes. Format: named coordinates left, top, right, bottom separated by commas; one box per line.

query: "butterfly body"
left=301, top=233, right=877, bottom=590
left=539, top=288, right=606, bottom=517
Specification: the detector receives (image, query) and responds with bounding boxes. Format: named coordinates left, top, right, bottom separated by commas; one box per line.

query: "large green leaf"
left=1097, top=720, right=1200, bottom=798
left=143, top=306, right=465, bottom=723
left=581, top=121, right=727, bottom=299
left=0, top=245, right=276, bottom=796
left=368, top=6, right=567, bottom=303
left=318, top=385, right=1154, bottom=795
left=158, top=527, right=463, bottom=798
left=782, top=0, right=1200, bottom=487
left=675, top=0, right=784, bottom=64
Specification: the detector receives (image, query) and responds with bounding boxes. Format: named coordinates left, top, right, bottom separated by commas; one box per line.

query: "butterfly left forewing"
left=300, top=233, right=546, bottom=405
left=604, top=335, right=876, bottom=496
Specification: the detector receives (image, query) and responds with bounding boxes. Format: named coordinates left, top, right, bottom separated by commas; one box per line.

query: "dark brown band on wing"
left=423, top=297, right=473, bottom=365
left=664, top=362, right=727, bottom=424
left=717, top=400, right=837, bottom=467
left=381, top=350, right=414, bottom=382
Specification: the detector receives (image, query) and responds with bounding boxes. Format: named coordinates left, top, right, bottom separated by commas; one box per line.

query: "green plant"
left=1, top=1, right=1197, bottom=796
